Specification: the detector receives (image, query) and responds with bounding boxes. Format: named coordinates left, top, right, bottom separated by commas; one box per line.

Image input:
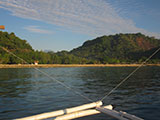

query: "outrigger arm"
left=96, top=106, right=144, bottom=120
left=15, top=101, right=144, bottom=120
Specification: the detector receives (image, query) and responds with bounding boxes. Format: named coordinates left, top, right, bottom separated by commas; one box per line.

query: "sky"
left=0, top=0, right=160, bottom=52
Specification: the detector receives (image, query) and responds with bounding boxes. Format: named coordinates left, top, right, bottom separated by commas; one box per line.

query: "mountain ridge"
left=0, top=31, right=160, bottom=64
left=70, top=33, right=160, bottom=63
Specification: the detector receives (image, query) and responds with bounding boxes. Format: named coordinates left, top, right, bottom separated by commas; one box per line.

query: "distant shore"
left=0, top=64, right=160, bottom=68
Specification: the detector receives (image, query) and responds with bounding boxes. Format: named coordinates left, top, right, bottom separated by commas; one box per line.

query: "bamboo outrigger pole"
left=0, top=25, right=5, bottom=30
left=53, top=105, right=113, bottom=120
left=15, top=101, right=103, bottom=120
left=15, top=100, right=144, bottom=120
left=15, top=101, right=144, bottom=120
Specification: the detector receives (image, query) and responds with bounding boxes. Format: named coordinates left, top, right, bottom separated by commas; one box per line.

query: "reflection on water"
left=0, top=68, right=32, bottom=97
left=0, top=67, right=160, bottom=120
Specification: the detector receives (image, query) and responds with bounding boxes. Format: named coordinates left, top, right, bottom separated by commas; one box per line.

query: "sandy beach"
left=0, top=64, right=159, bottom=68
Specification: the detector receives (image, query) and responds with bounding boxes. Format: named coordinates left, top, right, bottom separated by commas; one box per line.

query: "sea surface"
left=0, top=66, right=160, bottom=120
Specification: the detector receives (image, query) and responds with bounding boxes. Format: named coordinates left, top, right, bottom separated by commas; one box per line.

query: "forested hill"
left=0, top=31, right=34, bottom=64
left=70, top=33, right=160, bottom=63
left=0, top=31, right=89, bottom=64
left=0, top=31, right=33, bottom=50
left=0, top=31, right=160, bottom=64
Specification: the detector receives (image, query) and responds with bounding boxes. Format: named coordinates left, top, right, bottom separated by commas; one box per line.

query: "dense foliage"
left=71, top=33, right=160, bottom=63
left=0, top=31, right=160, bottom=64
left=0, top=31, right=90, bottom=64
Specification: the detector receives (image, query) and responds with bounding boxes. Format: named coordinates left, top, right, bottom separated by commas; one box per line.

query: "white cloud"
left=24, top=26, right=53, bottom=34
left=0, top=0, right=159, bottom=38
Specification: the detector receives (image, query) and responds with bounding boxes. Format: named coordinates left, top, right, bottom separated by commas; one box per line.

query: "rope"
left=0, top=46, right=93, bottom=102
left=100, top=47, right=160, bottom=101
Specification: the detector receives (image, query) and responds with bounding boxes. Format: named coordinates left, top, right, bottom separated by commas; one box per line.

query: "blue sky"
left=0, top=0, right=160, bottom=52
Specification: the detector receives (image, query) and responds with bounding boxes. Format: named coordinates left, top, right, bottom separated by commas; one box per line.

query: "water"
left=0, top=66, right=160, bottom=120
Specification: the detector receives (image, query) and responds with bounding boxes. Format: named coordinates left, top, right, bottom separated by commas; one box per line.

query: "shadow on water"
left=0, top=67, right=160, bottom=120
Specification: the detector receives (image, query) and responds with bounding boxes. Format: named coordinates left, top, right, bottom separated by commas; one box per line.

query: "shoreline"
left=0, top=64, right=160, bottom=68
